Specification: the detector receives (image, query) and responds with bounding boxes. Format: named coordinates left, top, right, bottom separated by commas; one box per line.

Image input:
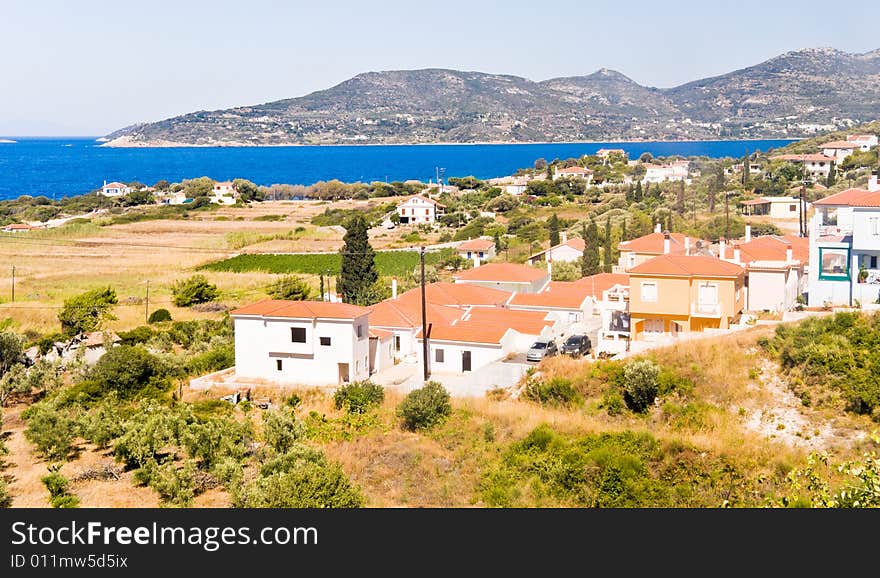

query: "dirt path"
left=2, top=404, right=51, bottom=507
left=738, top=353, right=865, bottom=452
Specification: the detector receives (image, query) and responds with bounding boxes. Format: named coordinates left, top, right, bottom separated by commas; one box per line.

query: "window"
left=276, top=359, right=283, bottom=371
left=435, top=348, right=444, bottom=363
left=789, top=204, right=797, bottom=212
left=627, top=253, right=636, bottom=269
left=320, top=337, right=331, bottom=346
left=356, top=324, right=363, bottom=339
left=644, top=319, right=664, bottom=333
left=290, top=327, right=306, bottom=343
left=870, top=217, right=880, bottom=236
left=819, top=247, right=850, bottom=280
left=640, top=282, right=658, bottom=302
left=394, top=336, right=401, bottom=351
left=425, top=209, right=429, bottom=215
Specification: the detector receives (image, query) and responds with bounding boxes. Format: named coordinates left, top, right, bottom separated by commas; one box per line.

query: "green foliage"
left=333, top=381, right=385, bottom=414
left=89, top=345, right=167, bottom=398
left=621, top=359, right=660, bottom=413
left=233, top=178, right=263, bottom=202
left=182, top=176, right=215, bottom=198
left=581, top=218, right=600, bottom=276
left=397, top=381, right=452, bottom=431
left=117, top=325, right=154, bottom=346
left=24, top=403, right=76, bottom=461
left=262, top=408, right=306, bottom=454
left=339, top=214, right=379, bottom=305
left=523, top=377, right=581, bottom=407
left=548, top=213, right=560, bottom=247
left=550, top=260, right=580, bottom=282
left=0, top=331, right=24, bottom=376
left=171, top=274, right=219, bottom=307
left=199, top=251, right=442, bottom=277
left=0, top=363, right=30, bottom=407
left=181, top=416, right=250, bottom=468
left=265, top=275, right=311, bottom=300
left=769, top=312, right=880, bottom=415
left=41, top=468, right=79, bottom=508
left=148, top=308, right=172, bottom=323
left=113, top=403, right=182, bottom=468
left=0, top=478, right=10, bottom=508
left=58, top=287, right=118, bottom=336
left=77, top=395, right=125, bottom=448
left=235, top=459, right=363, bottom=508
left=600, top=387, right=626, bottom=416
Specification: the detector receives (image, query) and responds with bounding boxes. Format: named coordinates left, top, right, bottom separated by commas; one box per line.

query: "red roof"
left=103, top=181, right=127, bottom=188
left=509, top=281, right=592, bottom=309
left=821, top=141, right=858, bottom=149
left=628, top=255, right=744, bottom=277
left=368, top=328, right=393, bottom=339
left=618, top=232, right=702, bottom=255
left=417, top=309, right=551, bottom=345
left=719, top=235, right=809, bottom=265
left=400, top=194, right=445, bottom=208
left=770, top=154, right=835, bottom=163
left=230, top=299, right=370, bottom=320
left=395, top=282, right=512, bottom=308
left=556, top=166, right=593, bottom=174
left=458, top=238, right=495, bottom=251
left=418, top=322, right=510, bottom=345
left=368, top=298, right=462, bottom=328
left=573, top=272, right=631, bottom=296
left=453, top=263, right=549, bottom=284
left=812, top=188, right=880, bottom=207
left=529, top=237, right=586, bottom=260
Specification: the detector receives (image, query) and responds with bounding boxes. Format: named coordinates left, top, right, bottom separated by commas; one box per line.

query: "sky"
left=1, top=0, right=877, bottom=136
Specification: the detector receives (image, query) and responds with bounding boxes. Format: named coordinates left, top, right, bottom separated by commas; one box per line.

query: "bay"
left=0, top=137, right=797, bottom=200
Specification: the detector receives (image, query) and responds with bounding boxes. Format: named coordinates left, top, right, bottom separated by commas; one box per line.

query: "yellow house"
left=628, top=255, right=745, bottom=340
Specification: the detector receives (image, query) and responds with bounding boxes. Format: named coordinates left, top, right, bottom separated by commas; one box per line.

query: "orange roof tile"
left=419, top=322, right=511, bottom=345
left=821, top=141, right=858, bottom=149
left=395, top=282, right=512, bottom=308
left=556, top=166, right=593, bottom=174
left=368, top=298, right=462, bottom=328
left=368, top=328, right=393, bottom=339
left=572, top=272, right=631, bottom=296
left=230, top=299, right=370, bottom=320
left=812, top=188, right=880, bottom=207
left=628, top=255, right=744, bottom=277
left=458, top=238, right=495, bottom=251
left=528, top=237, right=586, bottom=260
left=462, top=308, right=553, bottom=334
left=509, top=281, right=592, bottom=309
left=770, top=154, right=835, bottom=163
left=617, top=232, right=702, bottom=255
left=719, top=235, right=809, bottom=265
left=453, top=263, right=549, bottom=283
left=103, top=181, right=127, bottom=188
left=400, top=194, right=445, bottom=208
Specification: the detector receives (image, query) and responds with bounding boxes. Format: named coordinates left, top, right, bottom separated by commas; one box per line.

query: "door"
left=698, top=282, right=718, bottom=312
left=338, top=363, right=350, bottom=383
left=462, top=350, right=472, bottom=372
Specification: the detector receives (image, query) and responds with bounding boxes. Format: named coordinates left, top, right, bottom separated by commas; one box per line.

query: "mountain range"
left=104, top=47, right=880, bottom=146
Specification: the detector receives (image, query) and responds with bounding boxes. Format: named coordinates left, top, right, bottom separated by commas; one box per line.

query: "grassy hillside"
left=770, top=120, right=880, bottom=154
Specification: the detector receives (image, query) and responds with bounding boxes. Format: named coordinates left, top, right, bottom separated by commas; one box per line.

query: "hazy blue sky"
left=1, top=0, right=876, bottom=135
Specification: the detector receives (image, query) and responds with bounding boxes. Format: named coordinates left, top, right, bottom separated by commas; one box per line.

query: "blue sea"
left=0, top=137, right=797, bottom=201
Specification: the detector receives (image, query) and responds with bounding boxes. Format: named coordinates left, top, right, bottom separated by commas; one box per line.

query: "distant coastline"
left=0, top=139, right=17, bottom=144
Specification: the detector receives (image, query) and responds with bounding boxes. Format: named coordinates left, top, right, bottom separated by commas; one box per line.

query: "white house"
left=156, top=191, right=189, bottom=205
left=820, top=141, right=858, bottom=164
left=869, top=173, right=879, bottom=193
left=770, top=154, right=835, bottom=180
left=453, top=262, right=550, bottom=294
left=209, top=181, right=237, bottom=205
left=396, top=195, right=445, bottom=225
left=740, top=196, right=806, bottom=220
left=100, top=181, right=131, bottom=197
left=642, top=161, right=689, bottom=184
left=595, top=148, right=627, bottom=163
left=230, top=300, right=372, bottom=387
left=847, top=134, right=878, bottom=152
left=507, top=281, right=593, bottom=324
left=367, top=296, right=464, bottom=364
left=553, top=166, right=594, bottom=183
left=1, top=223, right=33, bottom=233
left=368, top=328, right=395, bottom=374
left=527, top=233, right=584, bottom=265
left=457, top=238, right=496, bottom=263
left=808, top=188, right=880, bottom=307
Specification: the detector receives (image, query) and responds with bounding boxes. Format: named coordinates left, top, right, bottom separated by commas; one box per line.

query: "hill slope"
left=105, top=47, right=880, bottom=146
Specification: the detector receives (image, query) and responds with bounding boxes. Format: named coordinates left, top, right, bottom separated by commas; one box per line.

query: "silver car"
left=526, top=339, right=558, bottom=362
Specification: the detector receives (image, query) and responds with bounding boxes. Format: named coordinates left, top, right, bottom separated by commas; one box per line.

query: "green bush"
left=24, top=404, right=76, bottom=461
left=171, top=275, right=219, bottom=307
left=77, top=396, right=125, bottom=448
left=0, top=478, right=11, bottom=508
left=41, top=469, right=79, bottom=508
left=235, top=460, right=362, bottom=508
left=600, top=387, right=626, bottom=416
left=180, top=417, right=250, bottom=468
left=58, top=287, right=118, bottom=336
left=621, top=359, right=660, bottom=413
left=262, top=408, right=305, bottom=453
left=523, top=377, right=581, bottom=406
left=147, top=459, right=197, bottom=507
left=285, top=393, right=302, bottom=409
left=397, top=381, right=451, bottom=431
left=89, top=345, right=167, bottom=398
left=117, top=326, right=154, bottom=346
left=113, top=404, right=182, bottom=468
left=148, top=308, right=172, bottom=323
left=265, top=275, right=311, bottom=300
left=333, top=381, right=385, bottom=414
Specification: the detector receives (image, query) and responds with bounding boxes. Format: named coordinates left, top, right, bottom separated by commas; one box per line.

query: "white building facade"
left=396, top=195, right=445, bottom=225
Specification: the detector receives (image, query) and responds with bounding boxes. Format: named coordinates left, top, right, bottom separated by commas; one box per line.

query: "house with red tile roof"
left=526, top=233, right=586, bottom=265
left=627, top=255, right=745, bottom=340
left=396, top=194, right=446, bottom=225
left=457, top=237, right=496, bottom=263
left=453, top=262, right=550, bottom=294
left=553, top=165, right=593, bottom=183
left=821, top=141, right=859, bottom=163
left=508, top=281, right=594, bottom=323
left=846, top=134, right=878, bottom=151
left=99, top=181, right=131, bottom=197
left=395, top=281, right=512, bottom=309
left=740, top=196, right=806, bottom=220
left=769, top=153, right=835, bottom=180
left=230, top=300, right=372, bottom=386
left=616, top=225, right=706, bottom=272
left=808, top=188, right=880, bottom=307
left=368, top=297, right=465, bottom=362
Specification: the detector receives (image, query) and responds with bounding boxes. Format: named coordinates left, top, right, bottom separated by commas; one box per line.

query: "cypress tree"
left=603, top=216, right=613, bottom=273
left=493, top=230, right=502, bottom=252
left=826, top=167, right=836, bottom=187
left=676, top=180, right=685, bottom=214
left=581, top=218, right=600, bottom=276
left=548, top=213, right=560, bottom=247
left=634, top=181, right=643, bottom=202
left=621, top=218, right=628, bottom=241
left=741, top=152, right=750, bottom=188
left=339, top=215, right=378, bottom=304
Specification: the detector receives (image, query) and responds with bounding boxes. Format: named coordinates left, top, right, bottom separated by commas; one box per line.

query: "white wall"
left=426, top=340, right=505, bottom=373
left=370, top=335, right=395, bottom=374
left=234, top=315, right=370, bottom=386
left=852, top=208, right=880, bottom=251
left=769, top=201, right=801, bottom=220
left=747, top=269, right=795, bottom=312
left=547, top=244, right=583, bottom=263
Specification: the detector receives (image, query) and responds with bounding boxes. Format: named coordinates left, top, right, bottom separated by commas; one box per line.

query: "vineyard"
left=198, top=251, right=444, bottom=276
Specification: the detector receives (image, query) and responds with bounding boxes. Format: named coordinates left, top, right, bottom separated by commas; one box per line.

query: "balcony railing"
left=691, top=302, right=722, bottom=317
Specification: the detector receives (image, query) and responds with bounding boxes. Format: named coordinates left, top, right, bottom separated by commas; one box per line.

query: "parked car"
left=526, top=339, right=558, bottom=362
left=560, top=334, right=591, bottom=357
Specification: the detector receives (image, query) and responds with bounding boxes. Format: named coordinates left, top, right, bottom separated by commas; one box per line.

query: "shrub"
left=147, top=459, right=197, bottom=507
left=600, top=387, right=626, bottom=416
left=58, top=287, right=118, bottom=336
left=285, top=393, right=302, bottom=410
left=113, top=404, right=182, bottom=468
left=397, top=381, right=451, bottom=431
left=24, top=404, right=76, bottom=461
left=0, top=478, right=10, bottom=508
left=117, top=326, right=154, bottom=346
left=333, top=381, right=385, bottom=414
left=180, top=417, right=250, bottom=468
left=171, top=275, right=219, bottom=307
left=262, top=408, right=305, bottom=454
left=41, top=468, right=79, bottom=508
left=621, top=359, right=660, bottom=413
left=265, top=275, right=311, bottom=300
left=235, top=461, right=363, bottom=508
left=77, top=396, right=125, bottom=448
left=148, top=308, right=172, bottom=323
left=89, top=345, right=167, bottom=398
left=523, top=377, right=581, bottom=406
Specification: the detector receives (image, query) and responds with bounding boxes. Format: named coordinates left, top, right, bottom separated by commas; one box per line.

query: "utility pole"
left=420, top=246, right=430, bottom=382
left=11, top=265, right=14, bottom=303
left=145, top=280, right=149, bottom=324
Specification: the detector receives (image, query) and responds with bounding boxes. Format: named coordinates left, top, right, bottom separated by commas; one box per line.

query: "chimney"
left=719, top=238, right=726, bottom=259
left=654, top=222, right=662, bottom=233
left=684, top=237, right=690, bottom=253
left=547, top=259, right=553, bottom=277
left=786, top=247, right=793, bottom=264
left=391, top=277, right=398, bottom=300
left=733, top=245, right=741, bottom=264
left=663, top=232, right=670, bottom=255
left=560, top=231, right=568, bottom=244
left=473, top=255, right=481, bottom=268
left=745, top=225, right=752, bottom=244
